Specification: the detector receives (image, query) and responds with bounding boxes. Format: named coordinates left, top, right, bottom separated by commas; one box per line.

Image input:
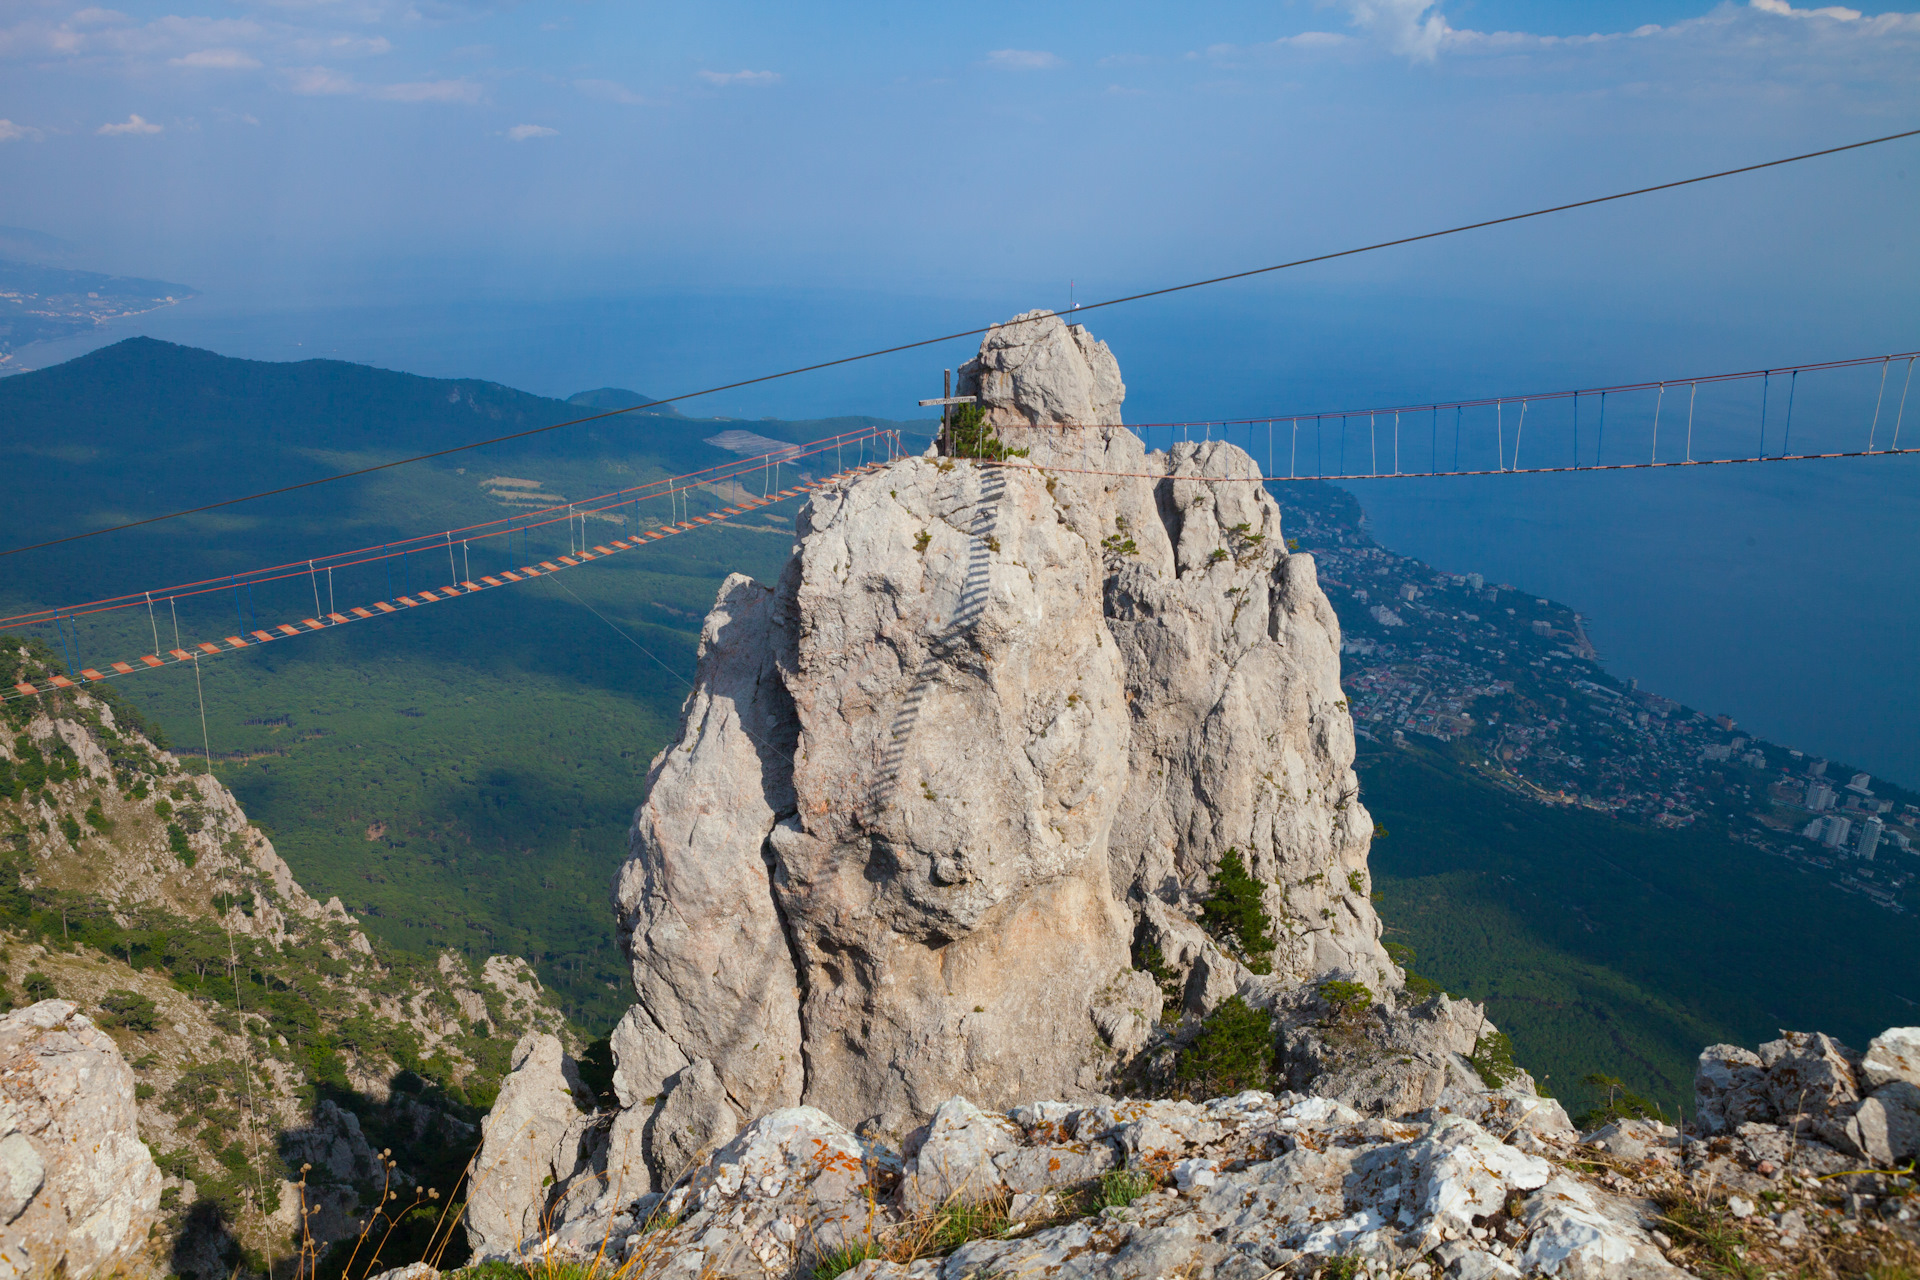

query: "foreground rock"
left=466, top=1032, right=598, bottom=1259
left=1695, top=1026, right=1920, bottom=1168
left=0, top=1000, right=163, bottom=1279
left=473, top=1078, right=1716, bottom=1279
left=464, top=1023, right=1920, bottom=1278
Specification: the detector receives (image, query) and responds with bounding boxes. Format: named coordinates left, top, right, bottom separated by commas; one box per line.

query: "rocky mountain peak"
left=461, top=311, right=1531, bottom=1274
left=955, top=308, right=1126, bottom=428
left=459, top=311, right=1409, bottom=1221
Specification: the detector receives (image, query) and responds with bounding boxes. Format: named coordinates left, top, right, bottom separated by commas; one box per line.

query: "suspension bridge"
left=4, top=344, right=1916, bottom=707
left=6, top=124, right=1918, bottom=707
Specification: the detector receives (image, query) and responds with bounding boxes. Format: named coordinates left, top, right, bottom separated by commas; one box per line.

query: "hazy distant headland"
left=0, top=258, right=197, bottom=366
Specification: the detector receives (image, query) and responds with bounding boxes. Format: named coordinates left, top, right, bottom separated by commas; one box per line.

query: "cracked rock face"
left=602, top=308, right=1396, bottom=1164
left=0, top=999, right=163, bottom=1280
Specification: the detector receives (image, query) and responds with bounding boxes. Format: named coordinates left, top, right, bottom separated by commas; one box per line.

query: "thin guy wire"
left=1871, top=357, right=1891, bottom=449
left=1895, top=357, right=1916, bottom=449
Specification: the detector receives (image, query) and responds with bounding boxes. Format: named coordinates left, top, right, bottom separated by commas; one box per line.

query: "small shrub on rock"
left=1131, top=936, right=1184, bottom=1022
left=1200, top=848, right=1276, bottom=975
left=1082, top=1168, right=1154, bottom=1213
left=1469, top=1030, right=1520, bottom=1089
left=946, top=404, right=1029, bottom=462
left=1574, top=1072, right=1667, bottom=1130
left=1174, top=995, right=1276, bottom=1097
left=811, top=1240, right=884, bottom=1280
left=1317, top=979, right=1373, bottom=1025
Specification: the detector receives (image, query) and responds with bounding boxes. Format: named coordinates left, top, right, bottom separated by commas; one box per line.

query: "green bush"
left=1469, top=1030, right=1520, bottom=1089
left=575, top=1034, right=617, bottom=1107
left=1174, top=995, right=1276, bottom=1097
left=1082, top=1168, right=1154, bottom=1212
left=167, top=824, right=196, bottom=867
left=1132, top=938, right=1184, bottom=1022
left=21, top=971, right=56, bottom=1002
left=945, top=404, right=1029, bottom=462
left=58, top=814, right=82, bottom=845
left=1317, top=979, right=1374, bottom=1027
left=100, top=988, right=159, bottom=1032
left=811, top=1241, right=885, bottom=1280
left=1573, top=1073, right=1667, bottom=1130
left=1200, top=849, right=1276, bottom=975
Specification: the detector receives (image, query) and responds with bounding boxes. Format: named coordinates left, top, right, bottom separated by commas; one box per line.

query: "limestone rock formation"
left=594, top=309, right=1402, bottom=1162
left=469, top=309, right=1469, bottom=1253
left=1695, top=1026, right=1920, bottom=1168
left=0, top=999, right=163, bottom=1280
left=956, top=308, right=1125, bottom=429
left=465, top=1032, right=595, bottom=1260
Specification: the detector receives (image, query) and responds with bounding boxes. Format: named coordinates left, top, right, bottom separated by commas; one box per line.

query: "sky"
left=2, top=0, right=1920, bottom=777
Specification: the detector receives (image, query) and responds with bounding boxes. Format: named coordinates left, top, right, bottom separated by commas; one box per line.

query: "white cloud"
left=1281, top=31, right=1350, bottom=48
left=368, top=78, right=484, bottom=103
left=1320, top=0, right=1920, bottom=64
left=1335, top=0, right=1450, bottom=61
left=0, top=119, right=42, bottom=141
left=575, top=78, right=649, bottom=105
left=985, top=48, right=1063, bottom=70
left=0, top=6, right=393, bottom=79
left=1750, top=0, right=1865, bottom=17
left=97, top=112, right=162, bottom=135
left=295, top=33, right=392, bottom=57
left=286, top=65, right=357, bottom=94
left=504, top=122, right=556, bottom=140
left=284, top=62, right=490, bottom=105
left=170, top=47, right=262, bottom=69
left=698, top=68, right=779, bottom=86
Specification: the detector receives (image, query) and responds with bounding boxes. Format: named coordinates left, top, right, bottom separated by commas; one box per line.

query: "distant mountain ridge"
left=565, top=386, right=681, bottom=415
left=0, top=336, right=927, bottom=1034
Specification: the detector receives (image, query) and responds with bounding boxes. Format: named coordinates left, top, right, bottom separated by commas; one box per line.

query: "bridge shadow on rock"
left=870, top=464, right=1007, bottom=819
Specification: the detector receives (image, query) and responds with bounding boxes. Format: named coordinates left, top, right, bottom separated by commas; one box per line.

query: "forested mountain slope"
left=0, top=339, right=928, bottom=1029
left=0, top=635, right=570, bottom=1277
